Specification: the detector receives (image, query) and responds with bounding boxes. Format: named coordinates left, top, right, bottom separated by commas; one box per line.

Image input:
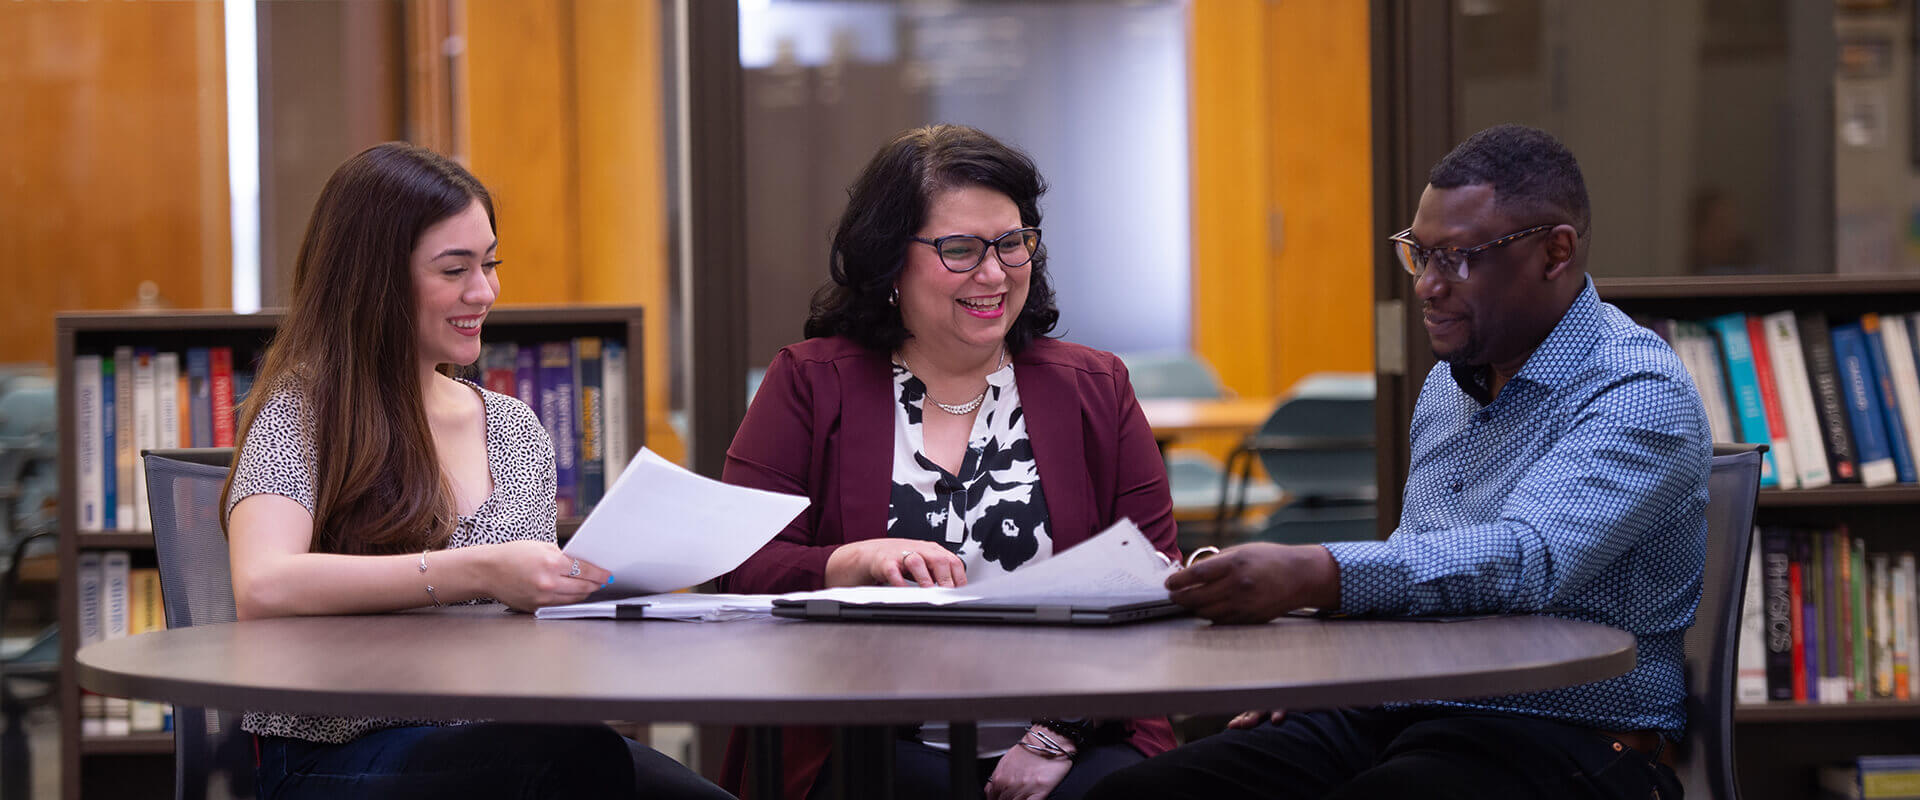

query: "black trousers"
left=807, top=738, right=1146, bottom=800
left=1084, top=708, right=1682, bottom=800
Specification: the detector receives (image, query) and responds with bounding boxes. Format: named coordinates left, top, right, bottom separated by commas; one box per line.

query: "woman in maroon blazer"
left=717, top=125, right=1180, bottom=800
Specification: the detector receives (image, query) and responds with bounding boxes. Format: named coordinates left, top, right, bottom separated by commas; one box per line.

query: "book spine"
left=1850, top=537, right=1870, bottom=700
left=574, top=337, right=606, bottom=514
left=155, top=351, right=181, bottom=451
left=1861, top=313, right=1916, bottom=482
left=1822, top=530, right=1845, bottom=702
left=209, top=346, right=235, bottom=447
left=113, top=346, right=135, bottom=527
left=1675, top=322, right=1739, bottom=443
left=1709, top=313, right=1780, bottom=485
left=1763, top=527, right=1795, bottom=701
left=1745, top=314, right=1800, bottom=488
left=75, top=354, right=104, bottom=532
left=128, top=568, right=167, bottom=732
left=1878, top=314, right=1920, bottom=478
left=186, top=347, right=213, bottom=448
left=1830, top=323, right=1897, bottom=487
left=1801, top=312, right=1862, bottom=483
left=1873, top=552, right=1895, bottom=698
left=131, top=348, right=157, bottom=530
left=1737, top=536, right=1769, bottom=703
left=1900, top=552, right=1918, bottom=700
left=78, top=551, right=104, bottom=736
left=515, top=345, right=539, bottom=413
left=1766, top=311, right=1833, bottom=488
left=100, top=356, right=117, bottom=531
left=539, top=342, right=577, bottom=519
left=1792, top=531, right=1810, bottom=701
left=1805, top=529, right=1823, bottom=702
left=602, top=340, right=629, bottom=485
left=103, top=549, right=131, bottom=735
left=481, top=342, right=518, bottom=397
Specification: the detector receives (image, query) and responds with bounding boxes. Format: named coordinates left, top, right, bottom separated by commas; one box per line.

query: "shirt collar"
left=1448, top=274, right=1601, bottom=402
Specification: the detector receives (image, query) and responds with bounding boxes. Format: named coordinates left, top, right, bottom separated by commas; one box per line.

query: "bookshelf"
left=1597, top=275, right=1920, bottom=800
left=52, top=306, right=645, bottom=800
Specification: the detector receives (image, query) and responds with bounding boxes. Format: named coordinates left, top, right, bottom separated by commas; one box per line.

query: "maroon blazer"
left=717, top=335, right=1181, bottom=799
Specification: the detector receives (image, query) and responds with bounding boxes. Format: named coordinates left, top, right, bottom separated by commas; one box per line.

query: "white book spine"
left=1736, top=537, right=1768, bottom=703
left=603, top=341, right=629, bottom=484
left=1677, top=324, right=1737, bottom=442
left=103, top=550, right=132, bottom=736
left=155, top=351, right=181, bottom=450
left=77, top=552, right=104, bottom=737
left=74, top=355, right=104, bottom=532
left=1878, top=315, right=1920, bottom=478
left=1764, top=311, right=1833, bottom=488
left=131, top=351, right=157, bottom=531
left=113, top=346, right=135, bottom=529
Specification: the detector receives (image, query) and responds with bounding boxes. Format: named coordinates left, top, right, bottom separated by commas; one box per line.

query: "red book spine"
left=209, top=347, right=235, bottom=447
left=1747, top=315, right=1792, bottom=450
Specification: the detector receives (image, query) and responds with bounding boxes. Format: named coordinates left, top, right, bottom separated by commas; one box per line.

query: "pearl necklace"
left=900, top=349, right=1007, bottom=416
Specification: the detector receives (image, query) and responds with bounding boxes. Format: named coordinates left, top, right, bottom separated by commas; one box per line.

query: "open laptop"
left=770, top=593, right=1187, bottom=626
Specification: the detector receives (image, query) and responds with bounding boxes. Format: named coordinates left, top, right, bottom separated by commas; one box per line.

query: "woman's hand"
left=1227, top=709, right=1286, bottom=729
left=824, top=538, right=967, bottom=588
left=985, top=730, right=1073, bottom=800
left=471, top=540, right=612, bottom=611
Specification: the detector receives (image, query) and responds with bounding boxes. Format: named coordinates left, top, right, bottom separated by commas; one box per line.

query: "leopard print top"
left=225, top=376, right=557, bottom=743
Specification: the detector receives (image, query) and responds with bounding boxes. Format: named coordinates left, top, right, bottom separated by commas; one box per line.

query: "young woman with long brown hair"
left=222, top=142, right=731, bottom=800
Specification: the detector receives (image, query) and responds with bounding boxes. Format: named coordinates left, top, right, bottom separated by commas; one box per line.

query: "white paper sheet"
left=562, top=448, right=809, bottom=595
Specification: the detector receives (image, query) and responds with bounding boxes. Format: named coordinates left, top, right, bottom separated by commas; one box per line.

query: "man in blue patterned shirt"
left=1090, top=125, right=1709, bottom=800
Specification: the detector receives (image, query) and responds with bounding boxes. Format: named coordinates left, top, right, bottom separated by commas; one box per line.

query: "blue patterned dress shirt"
left=1325, top=277, right=1711, bottom=736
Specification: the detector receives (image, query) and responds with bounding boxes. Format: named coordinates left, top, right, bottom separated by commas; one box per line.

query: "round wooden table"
left=79, top=605, right=1636, bottom=798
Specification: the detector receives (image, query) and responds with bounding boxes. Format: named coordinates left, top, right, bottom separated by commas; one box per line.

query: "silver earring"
left=889, top=287, right=899, bottom=306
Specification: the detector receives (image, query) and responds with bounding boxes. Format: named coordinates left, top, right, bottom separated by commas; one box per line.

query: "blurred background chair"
left=1119, top=351, right=1281, bottom=547
left=0, top=370, right=57, bottom=560
left=0, top=526, right=56, bottom=800
left=1215, top=372, right=1376, bottom=547
left=143, top=447, right=253, bottom=800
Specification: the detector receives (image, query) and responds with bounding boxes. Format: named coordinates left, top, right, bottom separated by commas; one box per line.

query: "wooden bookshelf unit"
left=53, top=306, right=645, bottom=800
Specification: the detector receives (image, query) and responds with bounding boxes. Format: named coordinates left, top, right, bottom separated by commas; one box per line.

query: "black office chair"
left=0, top=526, right=56, bottom=800
left=1675, top=443, right=1765, bottom=800
left=143, top=447, right=253, bottom=800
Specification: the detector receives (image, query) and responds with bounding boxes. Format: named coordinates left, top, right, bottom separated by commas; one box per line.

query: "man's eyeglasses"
left=912, top=228, right=1042, bottom=273
left=1388, top=224, right=1557, bottom=282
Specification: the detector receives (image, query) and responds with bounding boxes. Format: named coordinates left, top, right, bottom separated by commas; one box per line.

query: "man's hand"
left=1165, top=543, right=1341, bottom=624
left=1226, top=710, right=1286, bottom=730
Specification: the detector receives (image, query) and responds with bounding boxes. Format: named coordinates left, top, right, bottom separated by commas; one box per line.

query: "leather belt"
left=1601, top=729, right=1676, bottom=770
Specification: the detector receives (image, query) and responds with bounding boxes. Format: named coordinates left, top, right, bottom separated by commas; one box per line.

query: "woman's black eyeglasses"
left=912, top=228, right=1043, bottom=273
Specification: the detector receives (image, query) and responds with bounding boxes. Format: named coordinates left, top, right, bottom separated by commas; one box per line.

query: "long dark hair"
left=805, top=124, right=1060, bottom=353
left=222, top=142, right=494, bottom=556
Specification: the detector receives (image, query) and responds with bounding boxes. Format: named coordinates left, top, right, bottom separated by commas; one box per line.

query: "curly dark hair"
left=804, top=124, right=1060, bottom=354
left=1429, top=123, right=1591, bottom=238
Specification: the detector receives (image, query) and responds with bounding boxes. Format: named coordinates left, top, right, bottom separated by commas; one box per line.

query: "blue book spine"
left=1708, top=313, right=1780, bottom=486
left=539, top=342, right=578, bottom=519
left=514, top=346, right=539, bottom=413
left=1860, top=314, right=1916, bottom=482
left=100, top=357, right=117, bottom=531
left=185, top=347, right=214, bottom=448
left=1830, top=323, right=1898, bottom=486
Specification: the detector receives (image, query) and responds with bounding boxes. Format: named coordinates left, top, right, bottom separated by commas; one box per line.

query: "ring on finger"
left=899, top=550, right=916, bottom=569
left=568, top=559, right=582, bottom=578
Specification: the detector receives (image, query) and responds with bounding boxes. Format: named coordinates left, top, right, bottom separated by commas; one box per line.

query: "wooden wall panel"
left=0, top=2, right=230, bottom=364
left=1189, top=0, right=1373, bottom=399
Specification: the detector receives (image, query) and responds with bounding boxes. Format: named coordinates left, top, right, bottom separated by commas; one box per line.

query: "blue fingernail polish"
left=604, top=575, right=616, bottom=587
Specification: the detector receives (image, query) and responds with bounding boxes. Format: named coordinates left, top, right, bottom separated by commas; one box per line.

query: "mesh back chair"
left=1676, top=443, right=1765, bottom=800
left=143, top=448, right=254, bottom=800
left=1217, top=373, right=1376, bottom=545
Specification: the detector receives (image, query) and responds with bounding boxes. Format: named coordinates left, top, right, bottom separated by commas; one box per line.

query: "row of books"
left=1736, top=527, right=1920, bottom=704
left=1648, top=310, right=1920, bottom=489
left=70, top=336, right=632, bottom=529
left=468, top=338, right=630, bottom=518
left=1819, top=755, right=1920, bottom=800
left=76, top=551, right=172, bottom=736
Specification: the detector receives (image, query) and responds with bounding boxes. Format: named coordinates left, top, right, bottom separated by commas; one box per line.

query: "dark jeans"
left=1085, top=708, right=1683, bottom=800
left=256, top=723, right=735, bottom=800
left=806, top=739, right=1146, bottom=800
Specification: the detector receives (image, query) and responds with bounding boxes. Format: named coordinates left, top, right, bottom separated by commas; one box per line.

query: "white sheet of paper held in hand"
left=782, top=517, right=1176, bottom=606
left=562, top=447, right=809, bottom=596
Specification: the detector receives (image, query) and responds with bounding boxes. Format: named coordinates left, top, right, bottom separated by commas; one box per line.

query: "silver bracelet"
left=418, top=549, right=443, bottom=608
left=1021, top=727, right=1074, bottom=760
